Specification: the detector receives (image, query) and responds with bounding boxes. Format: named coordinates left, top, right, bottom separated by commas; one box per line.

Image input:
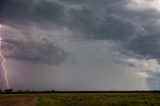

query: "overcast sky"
left=0, top=0, right=160, bottom=90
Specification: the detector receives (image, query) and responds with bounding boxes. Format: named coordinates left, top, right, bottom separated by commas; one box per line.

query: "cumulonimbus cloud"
left=1, top=0, right=160, bottom=90
left=1, top=38, right=69, bottom=65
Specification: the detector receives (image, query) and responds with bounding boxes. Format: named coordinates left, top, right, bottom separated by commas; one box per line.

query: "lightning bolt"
left=0, top=24, right=10, bottom=89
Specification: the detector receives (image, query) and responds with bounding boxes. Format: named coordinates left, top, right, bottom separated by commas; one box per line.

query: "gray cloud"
left=1, top=39, right=69, bottom=65
left=0, top=0, right=66, bottom=27
left=0, top=0, right=140, bottom=41
left=126, top=35, right=160, bottom=58
left=1, top=0, right=160, bottom=90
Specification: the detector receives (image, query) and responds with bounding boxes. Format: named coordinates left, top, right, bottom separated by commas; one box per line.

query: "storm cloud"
left=1, top=39, right=69, bottom=65
left=0, top=0, right=160, bottom=90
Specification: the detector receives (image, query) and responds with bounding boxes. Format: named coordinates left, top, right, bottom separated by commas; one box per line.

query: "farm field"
left=0, top=93, right=160, bottom=106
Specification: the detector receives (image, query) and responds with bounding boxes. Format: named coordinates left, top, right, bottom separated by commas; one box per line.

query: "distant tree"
left=9, top=89, right=13, bottom=92
left=8, top=89, right=13, bottom=92
left=45, top=90, right=50, bottom=93
left=4, top=89, right=7, bottom=93
left=0, top=89, right=2, bottom=93
left=51, top=90, right=55, bottom=93
left=25, top=90, right=29, bottom=93
left=18, top=90, right=22, bottom=93
left=5, top=89, right=13, bottom=93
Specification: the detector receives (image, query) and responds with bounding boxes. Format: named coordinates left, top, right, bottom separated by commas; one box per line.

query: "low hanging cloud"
left=1, top=38, right=69, bottom=65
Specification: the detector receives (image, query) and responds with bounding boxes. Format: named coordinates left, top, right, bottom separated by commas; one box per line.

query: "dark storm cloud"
left=1, top=0, right=160, bottom=90
left=59, top=0, right=125, bottom=5
left=0, top=0, right=138, bottom=41
left=1, top=39, right=69, bottom=65
left=0, top=0, right=70, bottom=65
left=62, top=0, right=139, bottom=40
left=1, top=0, right=160, bottom=62
left=126, top=35, right=160, bottom=58
left=0, top=0, right=66, bottom=27
left=66, top=8, right=137, bottom=40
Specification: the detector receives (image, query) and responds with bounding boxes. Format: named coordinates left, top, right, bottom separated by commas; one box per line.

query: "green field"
left=0, top=93, right=160, bottom=106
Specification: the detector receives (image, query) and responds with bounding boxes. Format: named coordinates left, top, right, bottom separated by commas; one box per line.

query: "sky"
left=0, top=0, right=160, bottom=90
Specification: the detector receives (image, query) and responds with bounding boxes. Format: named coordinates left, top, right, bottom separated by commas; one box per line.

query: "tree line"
left=0, top=89, right=160, bottom=94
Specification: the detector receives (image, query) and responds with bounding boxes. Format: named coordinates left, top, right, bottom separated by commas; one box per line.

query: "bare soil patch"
left=0, top=95, right=38, bottom=106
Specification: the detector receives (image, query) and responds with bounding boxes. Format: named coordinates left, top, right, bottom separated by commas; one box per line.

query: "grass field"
left=0, top=93, right=160, bottom=106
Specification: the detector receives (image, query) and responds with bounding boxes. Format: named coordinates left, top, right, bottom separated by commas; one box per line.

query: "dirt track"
left=0, top=95, right=38, bottom=106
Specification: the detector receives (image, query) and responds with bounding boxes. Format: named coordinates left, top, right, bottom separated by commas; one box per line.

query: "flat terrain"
left=0, top=94, right=37, bottom=106
left=0, top=93, right=160, bottom=106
